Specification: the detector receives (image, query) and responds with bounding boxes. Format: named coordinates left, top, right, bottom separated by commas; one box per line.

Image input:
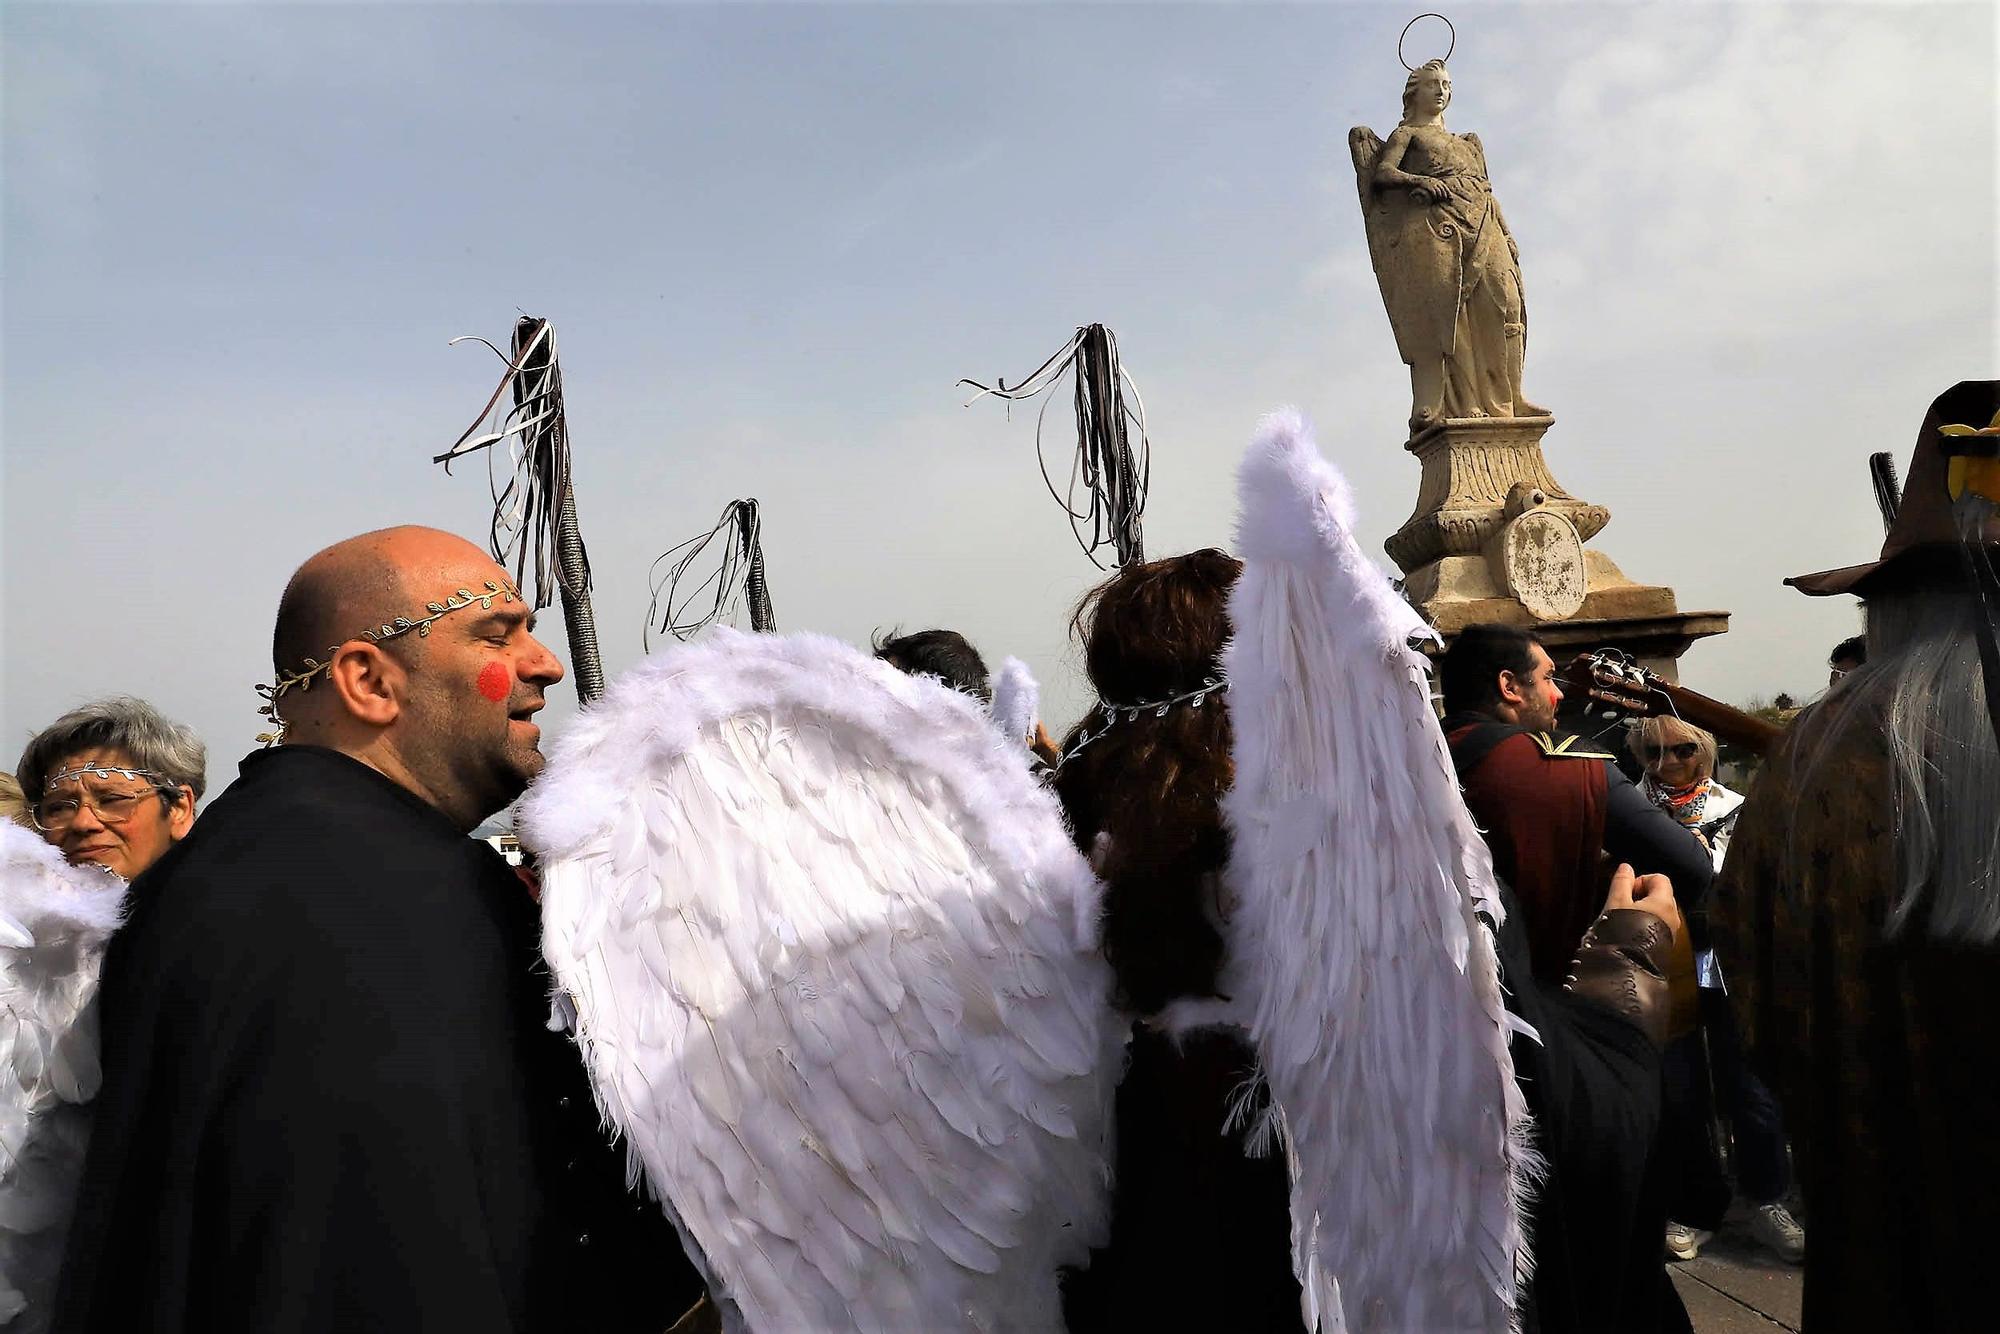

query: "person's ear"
left=325, top=641, right=405, bottom=728
left=166, top=785, right=196, bottom=840
left=1496, top=669, right=1525, bottom=708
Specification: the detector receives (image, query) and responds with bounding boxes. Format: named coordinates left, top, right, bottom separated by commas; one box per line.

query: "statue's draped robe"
left=1353, top=127, right=1527, bottom=419
left=1419, top=132, right=1519, bottom=414
left=54, top=746, right=702, bottom=1333
left=1713, top=701, right=2000, bottom=1333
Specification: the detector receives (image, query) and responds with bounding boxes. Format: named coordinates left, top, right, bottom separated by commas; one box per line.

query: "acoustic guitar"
left=1560, top=649, right=1784, bottom=757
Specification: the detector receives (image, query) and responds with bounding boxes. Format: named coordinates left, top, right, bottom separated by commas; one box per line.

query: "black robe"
left=55, top=745, right=702, bottom=1332
left=1060, top=1024, right=1303, bottom=1332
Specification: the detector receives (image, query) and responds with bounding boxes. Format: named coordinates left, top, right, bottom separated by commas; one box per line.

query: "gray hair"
left=16, top=697, right=208, bottom=804
left=1625, top=715, right=1718, bottom=783
left=1799, top=582, right=1998, bottom=943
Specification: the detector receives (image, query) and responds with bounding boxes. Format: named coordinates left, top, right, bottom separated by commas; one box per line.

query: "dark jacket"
left=55, top=745, right=701, bottom=1332
left=1492, top=885, right=1690, bottom=1334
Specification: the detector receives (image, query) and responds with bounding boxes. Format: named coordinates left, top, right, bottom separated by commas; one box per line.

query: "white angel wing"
left=518, top=629, right=1116, bottom=1333
left=0, top=821, right=127, bottom=1320
left=1221, top=410, right=1534, bottom=1333
left=0, top=821, right=125, bottom=1136
left=987, top=657, right=1040, bottom=747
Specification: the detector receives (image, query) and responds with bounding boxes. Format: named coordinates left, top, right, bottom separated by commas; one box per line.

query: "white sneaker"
left=1665, top=1221, right=1713, bottom=1262
left=1749, top=1202, right=1805, bottom=1264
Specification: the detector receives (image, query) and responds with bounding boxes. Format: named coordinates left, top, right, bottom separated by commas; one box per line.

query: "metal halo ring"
left=1399, top=12, right=1456, bottom=71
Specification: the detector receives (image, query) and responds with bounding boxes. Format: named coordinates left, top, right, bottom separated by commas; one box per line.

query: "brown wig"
left=1054, top=548, right=1240, bottom=1016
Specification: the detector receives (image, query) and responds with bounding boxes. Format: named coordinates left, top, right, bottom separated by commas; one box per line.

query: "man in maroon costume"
left=1439, top=624, right=1713, bottom=984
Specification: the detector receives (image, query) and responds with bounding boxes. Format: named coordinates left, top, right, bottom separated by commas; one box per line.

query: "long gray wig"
left=1801, top=580, right=1999, bottom=943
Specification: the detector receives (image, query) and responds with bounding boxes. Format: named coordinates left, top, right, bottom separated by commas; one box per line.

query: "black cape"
left=55, top=745, right=702, bottom=1332
left=1060, top=1024, right=1303, bottom=1332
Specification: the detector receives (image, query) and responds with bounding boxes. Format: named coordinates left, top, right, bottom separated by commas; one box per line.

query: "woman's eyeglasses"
left=30, top=763, right=176, bottom=834
left=1638, top=741, right=1701, bottom=764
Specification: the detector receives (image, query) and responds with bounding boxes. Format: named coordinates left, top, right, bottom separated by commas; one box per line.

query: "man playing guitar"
left=1438, top=625, right=1716, bottom=992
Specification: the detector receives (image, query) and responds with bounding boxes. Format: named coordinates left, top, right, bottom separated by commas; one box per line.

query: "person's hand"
left=1416, top=177, right=1450, bottom=203
left=1603, top=862, right=1678, bottom=939
left=1029, top=722, right=1061, bottom=769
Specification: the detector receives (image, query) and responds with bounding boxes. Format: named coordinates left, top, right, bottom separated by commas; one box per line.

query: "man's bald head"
left=265, top=526, right=564, bottom=829
left=273, top=527, right=502, bottom=683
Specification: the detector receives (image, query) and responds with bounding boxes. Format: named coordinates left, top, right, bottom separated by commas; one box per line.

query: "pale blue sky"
left=5, top=1, right=1996, bottom=798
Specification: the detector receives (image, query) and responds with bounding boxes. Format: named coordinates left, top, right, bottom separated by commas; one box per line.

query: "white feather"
left=0, top=821, right=128, bottom=1330
left=987, top=657, right=1040, bottom=747
left=1222, top=409, right=1536, bottom=1334
left=519, top=629, right=1117, bottom=1333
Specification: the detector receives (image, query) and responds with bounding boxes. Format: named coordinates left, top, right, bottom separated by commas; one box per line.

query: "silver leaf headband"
left=254, top=580, right=521, bottom=744
left=1056, top=677, right=1228, bottom=770
left=43, top=762, right=167, bottom=790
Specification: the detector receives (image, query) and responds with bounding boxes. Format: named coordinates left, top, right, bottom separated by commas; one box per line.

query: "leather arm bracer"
left=1561, top=909, right=1675, bottom=1047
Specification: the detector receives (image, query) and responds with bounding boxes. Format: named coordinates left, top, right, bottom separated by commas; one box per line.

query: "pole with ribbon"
left=437, top=316, right=606, bottom=703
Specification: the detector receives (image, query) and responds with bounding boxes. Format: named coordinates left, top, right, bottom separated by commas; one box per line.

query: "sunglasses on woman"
left=1638, top=742, right=1701, bottom=763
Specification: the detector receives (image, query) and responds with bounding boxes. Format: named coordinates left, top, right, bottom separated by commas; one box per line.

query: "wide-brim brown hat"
left=1788, top=379, right=2000, bottom=597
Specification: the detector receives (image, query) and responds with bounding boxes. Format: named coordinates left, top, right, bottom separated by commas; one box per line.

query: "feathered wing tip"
left=518, top=630, right=1117, bottom=1332
left=0, top=821, right=127, bottom=945
left=988, top=656, right=1040, bottom=745
left=1222, top=409, right=1532, bottom=1333
left=1235, top=410, right=1356, bottom=544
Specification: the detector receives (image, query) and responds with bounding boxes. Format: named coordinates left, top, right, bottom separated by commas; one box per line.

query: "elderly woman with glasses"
left=1624, top=714, right=1806, bottom=1269
left=2, top=698, right=205, bottom=1329
left=17, top=698, right=205, bottom=883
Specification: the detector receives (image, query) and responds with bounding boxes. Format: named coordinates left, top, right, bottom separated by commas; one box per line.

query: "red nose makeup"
left=477, top=662, right=512, bottom=702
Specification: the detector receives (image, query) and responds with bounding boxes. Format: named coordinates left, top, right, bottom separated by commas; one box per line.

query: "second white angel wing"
left=519, top=629, right=1115, bottom=1333
left=1223, top=410, right=1534, bottom=1333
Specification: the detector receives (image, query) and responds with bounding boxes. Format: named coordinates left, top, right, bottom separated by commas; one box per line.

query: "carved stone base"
left=1386, top=416, right=1609, bottom=574
left=1401, top=550, right=1728, bottom=681
left=1386, top=414, right=1728, bottom=681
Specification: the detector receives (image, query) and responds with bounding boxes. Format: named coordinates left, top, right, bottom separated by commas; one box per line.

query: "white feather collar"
left=0, top=820, right=128, bottom=944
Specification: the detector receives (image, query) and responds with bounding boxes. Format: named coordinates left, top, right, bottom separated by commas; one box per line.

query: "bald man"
left=56, top=528, right=704, bottom=1333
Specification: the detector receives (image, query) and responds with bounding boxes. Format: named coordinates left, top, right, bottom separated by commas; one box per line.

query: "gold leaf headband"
left=254, top=580, right=521, bottom=744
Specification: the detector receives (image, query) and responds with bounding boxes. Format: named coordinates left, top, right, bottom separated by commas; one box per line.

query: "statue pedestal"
left=1388, top=416, right=1727, bottom=681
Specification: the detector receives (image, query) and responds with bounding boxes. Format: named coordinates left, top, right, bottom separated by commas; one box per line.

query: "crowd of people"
left=1, top=380, right=1994, bottom=1332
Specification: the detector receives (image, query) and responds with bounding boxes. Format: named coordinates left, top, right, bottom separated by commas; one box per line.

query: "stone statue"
left=1351, top=61, right=1548, bottom=431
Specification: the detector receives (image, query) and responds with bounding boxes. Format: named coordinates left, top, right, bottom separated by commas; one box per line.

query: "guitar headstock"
left=1561, top=649, right=1671, bottom=719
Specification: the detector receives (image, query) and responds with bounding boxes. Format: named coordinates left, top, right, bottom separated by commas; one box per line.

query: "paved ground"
left=1669, top=1202, right=1803, bottom=1333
